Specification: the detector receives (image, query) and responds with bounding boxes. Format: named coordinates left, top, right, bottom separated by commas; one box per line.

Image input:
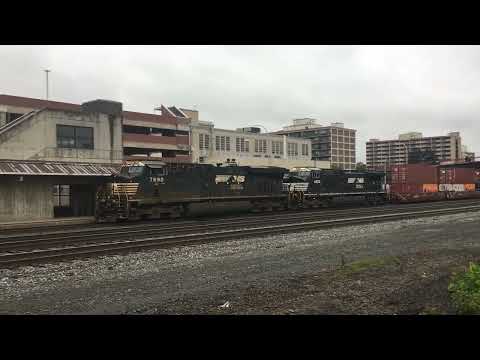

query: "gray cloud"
left=1, top=45, right=479, bottom=161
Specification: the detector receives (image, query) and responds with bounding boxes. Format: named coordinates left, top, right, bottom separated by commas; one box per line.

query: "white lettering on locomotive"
left=215, top=175, right=246, bottom=184
left=149, top=176, right=165, bottom=184
left=348, top=177, right=365, bottom=183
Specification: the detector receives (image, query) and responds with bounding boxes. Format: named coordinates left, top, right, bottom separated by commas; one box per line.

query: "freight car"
left=388, top=164, right=480, bottom=203
left=96, top=161, right=288, bottom=222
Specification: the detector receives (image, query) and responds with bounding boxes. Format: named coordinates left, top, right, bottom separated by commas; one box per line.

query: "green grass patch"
left=340, top=256, right=401, bottom=275
left=448, top=262, right=480, bottom=315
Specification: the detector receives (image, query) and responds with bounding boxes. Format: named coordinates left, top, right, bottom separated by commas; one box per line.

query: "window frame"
left=53, top=184, right=71, bottom=207
left=57, top=125, right=94, bottom=150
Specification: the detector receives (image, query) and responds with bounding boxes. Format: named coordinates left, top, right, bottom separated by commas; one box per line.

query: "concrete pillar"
left=283, top=135, right=287, bottom=160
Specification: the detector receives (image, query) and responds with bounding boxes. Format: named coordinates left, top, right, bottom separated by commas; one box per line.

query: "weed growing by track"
left=448, top=262, right=480, bottom=314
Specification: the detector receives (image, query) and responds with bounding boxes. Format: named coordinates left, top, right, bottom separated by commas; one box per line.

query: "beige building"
left=0, top=98, right=122, bottom=221
left=366, top=131, right=463, bottom=169
left=189, top=114, right=328, bottom=169
left=0, top=101, right=123, bottom=163
left=273, top=118, right=357, bottom=170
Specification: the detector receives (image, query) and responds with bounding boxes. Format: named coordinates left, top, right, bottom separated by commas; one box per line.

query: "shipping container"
left=390, top=164, right=437, bottom=184
left=438, top=167, right=475, bottom=184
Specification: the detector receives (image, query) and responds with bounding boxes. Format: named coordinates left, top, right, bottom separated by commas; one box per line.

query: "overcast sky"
left=1, top=45, right=479, bottom=162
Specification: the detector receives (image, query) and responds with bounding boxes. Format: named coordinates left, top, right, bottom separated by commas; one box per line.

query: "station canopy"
left=0, top=160, right=120, bottom=176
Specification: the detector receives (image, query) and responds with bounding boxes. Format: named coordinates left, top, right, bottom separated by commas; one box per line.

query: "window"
left=53, top=185, right=70, bottom=207
left=287, top=143, right=298, bottom=157
left=226, top=136, right=230, bottom=151
left=199, top=133, right=210, bottom=150
left=255, top=139, right=267, bottom=153
left=150, top=167, right=168, bottom=176
left=57, top=125, right=93, bottom=149
left=236, top=137, right=249, bottom=152
left=6, top=112, right=23, bottom=124
left=272, top=141, right=283, bottom=155
left=301, top=144, right=309, bottom=156
left=215, top=135, right=229, bottom=152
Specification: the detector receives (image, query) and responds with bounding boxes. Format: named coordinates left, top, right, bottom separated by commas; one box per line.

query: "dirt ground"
left=219, top=249, right=480, bottom=315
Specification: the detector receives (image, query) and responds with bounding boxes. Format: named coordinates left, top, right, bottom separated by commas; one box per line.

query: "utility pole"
left=44, top=69, right=51, bottom=100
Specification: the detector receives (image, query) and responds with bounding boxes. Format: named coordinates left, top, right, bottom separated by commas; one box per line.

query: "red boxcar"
left=438, top=167, right=475, bottom=184
left=390, top=164, right=438, bottom=184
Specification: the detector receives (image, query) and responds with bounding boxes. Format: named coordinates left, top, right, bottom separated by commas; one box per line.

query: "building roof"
left=0, top=94, right=80, bottom=112
left=367, top=135, right=452, bottom=144
left=0, top=94, right=187, bottom=126
left=0, top=160, right=120, bottom=176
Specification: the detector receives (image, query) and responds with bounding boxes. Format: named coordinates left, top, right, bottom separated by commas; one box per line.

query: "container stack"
left=388, top=164, right=442, bottom=202
left=390, top=164, right=438, bottom=194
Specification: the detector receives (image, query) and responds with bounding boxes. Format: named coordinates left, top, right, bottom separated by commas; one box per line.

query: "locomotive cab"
left=96, top=162, right=168, bottom=222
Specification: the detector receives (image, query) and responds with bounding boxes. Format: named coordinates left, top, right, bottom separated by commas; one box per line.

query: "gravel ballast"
left=1, top=210, right=480, bottom=314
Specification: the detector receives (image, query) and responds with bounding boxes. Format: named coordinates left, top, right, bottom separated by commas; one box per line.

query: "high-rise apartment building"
left=273, top=118, right=356, bottom=170
left=366, top=132, right=463, bottom=170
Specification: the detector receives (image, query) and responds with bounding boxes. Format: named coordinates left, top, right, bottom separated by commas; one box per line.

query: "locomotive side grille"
left=112, top=183, right=139, bottom=196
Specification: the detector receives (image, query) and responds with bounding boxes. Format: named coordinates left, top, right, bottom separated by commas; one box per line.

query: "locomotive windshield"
left=119, top=165, right=145, bottom=178
left=128, top=166, right=144, bottom=174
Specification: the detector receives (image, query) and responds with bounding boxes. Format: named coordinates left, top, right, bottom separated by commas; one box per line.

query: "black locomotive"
left=283, top=168, right=386, bottom=207
left=96, top=161, right=288, bottom=221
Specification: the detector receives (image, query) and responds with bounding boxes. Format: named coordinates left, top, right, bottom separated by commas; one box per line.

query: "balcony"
left=125, top=155, right=192, bottom=163
left=123, top=133, right=190, bottom=150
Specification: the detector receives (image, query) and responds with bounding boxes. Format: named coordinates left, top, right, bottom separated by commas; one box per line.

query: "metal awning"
left=0, top=161, right=120, bottom=176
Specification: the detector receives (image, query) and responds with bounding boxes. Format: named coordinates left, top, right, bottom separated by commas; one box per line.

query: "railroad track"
left=2, top=199, right=480, bottom=253
left=4, top=197, right=480, bottom=238
left=0, top=201, right=480, bottom=268
left=3, top=197, right=478, bottom=237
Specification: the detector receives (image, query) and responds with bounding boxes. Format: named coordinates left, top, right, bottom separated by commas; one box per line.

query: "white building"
left=188, top=113, right=329, bottom=169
